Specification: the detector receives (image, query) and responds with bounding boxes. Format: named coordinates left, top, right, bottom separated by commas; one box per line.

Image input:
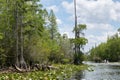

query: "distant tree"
left=73, top=24, right=88, bottom=64
left=60, top=34, right=74, bottom=63
left=48, top=10, right=58, bottom=40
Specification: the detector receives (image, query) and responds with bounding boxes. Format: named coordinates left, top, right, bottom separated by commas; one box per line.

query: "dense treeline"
left=0, top=0, right=87, bottom=69
left=90, top=32, right=120, bottom=62
left=0, top=0, right=71, bottom=68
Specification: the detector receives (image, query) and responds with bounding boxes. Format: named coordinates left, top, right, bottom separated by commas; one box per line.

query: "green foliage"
left=71, top=37, right=88, bottom=45
left=48, top=10, right=58, bottom=40
left=0, top=64, right=88, bottom=80
left=0, top=33, right=3, bottom=40
left=90, top=33, right=120, bottom=62
left=73, top=24, right=87, bottom=64
left=0, top=0, right=45, bottom=66
left=0, top=53, right=6, bottom=67
left=73, top=24, right=86, bottom=38
left=59, top=34, right=74, bottom=62
left=0, top=0, right=87, bottom=68
left=61, top=59, right=70, bottom=64
left=73, top=24, right=86, bottom=33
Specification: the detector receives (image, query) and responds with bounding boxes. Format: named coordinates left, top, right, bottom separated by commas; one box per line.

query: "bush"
left=61, top=59, right=70, bottom=64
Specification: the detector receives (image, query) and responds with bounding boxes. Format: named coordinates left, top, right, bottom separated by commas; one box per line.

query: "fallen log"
left=15, top=65, right=25, bottom=72
left=15, top=65, right=30, bottom=72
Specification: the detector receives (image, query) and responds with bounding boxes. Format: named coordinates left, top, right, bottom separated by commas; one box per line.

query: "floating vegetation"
left=0, top=64, right=88, bottom=80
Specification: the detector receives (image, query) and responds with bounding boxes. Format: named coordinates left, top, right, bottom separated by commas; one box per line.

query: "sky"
left=41, top=0, right=120, bottom=52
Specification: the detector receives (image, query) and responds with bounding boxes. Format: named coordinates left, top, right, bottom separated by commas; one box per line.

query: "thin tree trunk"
left=74, top=0, right=79, bottom=64
left=74, top=0, right=77, bottom=54
left=15, top=1, right=19, bottom=67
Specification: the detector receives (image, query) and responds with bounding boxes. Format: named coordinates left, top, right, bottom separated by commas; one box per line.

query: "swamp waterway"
left=71, top=62, right=120, bottom=80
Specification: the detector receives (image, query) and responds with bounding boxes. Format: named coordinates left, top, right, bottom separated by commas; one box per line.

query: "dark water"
left=71, top=62, right=120, bottom=80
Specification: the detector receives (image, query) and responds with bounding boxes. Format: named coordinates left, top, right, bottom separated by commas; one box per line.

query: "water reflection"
left=71, top=62, right=120, bottom=80
left=70, top=71, right=84, bottom=80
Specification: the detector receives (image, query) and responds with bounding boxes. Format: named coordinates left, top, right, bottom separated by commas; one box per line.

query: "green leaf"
left=0, top=33, right=3, bottom=40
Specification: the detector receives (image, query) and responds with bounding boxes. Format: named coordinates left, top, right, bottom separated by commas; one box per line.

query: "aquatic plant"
left=0, top=64, right=87, bottom=80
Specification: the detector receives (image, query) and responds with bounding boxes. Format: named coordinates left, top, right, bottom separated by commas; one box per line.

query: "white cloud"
left=85, top=23, right=117, bottom=51
left=62, top=0, right=120, bottom=23
left=59, top=24, right=74, bottom=38
left=87, top=23, right=114, bottom=31
left=56, top=18, right=62, bottom=25
left=47, top=5, right=59, bottom=13
left=84, top=34, right=107, bottom=51
left=62, top=1, right=74, bottom=14
left=59, top=22, right=117, bottom=52
left=61, top=0, right=120, bottom=52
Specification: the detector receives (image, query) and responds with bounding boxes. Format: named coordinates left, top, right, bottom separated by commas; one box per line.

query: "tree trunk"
left=14, top=2, right=19, bottom=67
left=14, top=1, right=27, bottom=69
left=19, top=15, right=27, bottom=69
left=74, top=0, right=81, bottom=65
